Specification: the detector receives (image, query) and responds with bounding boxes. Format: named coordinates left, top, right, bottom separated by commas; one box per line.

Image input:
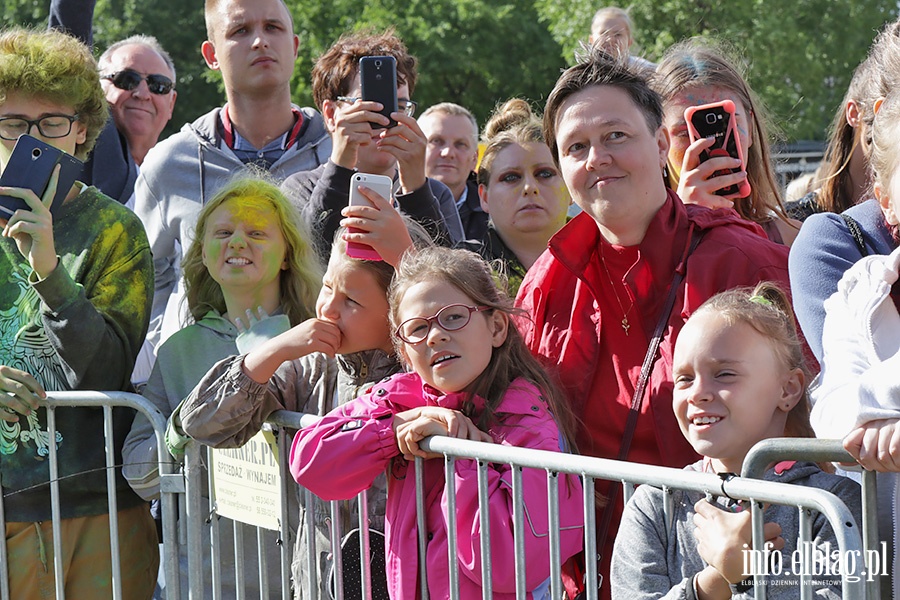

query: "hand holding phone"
left=684, top=100, right=751, bottom=199
left=0, top=134, right=82, bottom=216
left=360, top=56, right=398, bottom=129
left=0, top=135, right=82, bottom=278
left=346, top=173, right=394, bottom=261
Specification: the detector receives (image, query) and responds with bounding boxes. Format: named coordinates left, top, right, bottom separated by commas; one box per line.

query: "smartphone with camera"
left=0, top=134, right=83, bottom=216
left=684, top=100, right=751, bottom=198
left=347, top=173, right=394, bottom=261
left=360, top=55, right=398, bottom=129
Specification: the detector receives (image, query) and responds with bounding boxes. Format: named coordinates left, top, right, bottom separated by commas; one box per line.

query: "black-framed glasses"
left=0, top=114, right=79, bottom=141
left=336, top=96, right=417, bottom=117
left=396, top=304, right=489, bottom=344
left=101, top=69, right=174, bottom=95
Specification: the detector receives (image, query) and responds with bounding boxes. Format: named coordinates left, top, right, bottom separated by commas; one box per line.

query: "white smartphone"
left=347, top=173, right=393, bottom=261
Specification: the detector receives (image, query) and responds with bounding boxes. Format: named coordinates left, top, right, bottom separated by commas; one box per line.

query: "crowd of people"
left=1, top=0, right=899, bottom=598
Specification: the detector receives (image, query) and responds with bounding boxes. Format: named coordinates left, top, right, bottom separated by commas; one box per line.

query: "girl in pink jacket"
left=291, top=247, right=584, bottom=599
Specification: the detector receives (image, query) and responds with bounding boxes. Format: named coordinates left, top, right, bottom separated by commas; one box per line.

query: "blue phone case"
left=0, top=134, right=82, bottom=216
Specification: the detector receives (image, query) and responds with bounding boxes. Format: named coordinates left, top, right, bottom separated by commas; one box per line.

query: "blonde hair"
left=691, top=282, right=813, bottom=439
left=477, top=98, right=543, bottom=187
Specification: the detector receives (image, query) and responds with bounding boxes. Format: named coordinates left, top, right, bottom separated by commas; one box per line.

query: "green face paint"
left=201, top=196, right=288, bottom=310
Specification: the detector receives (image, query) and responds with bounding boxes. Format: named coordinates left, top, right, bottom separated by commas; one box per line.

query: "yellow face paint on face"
left=201, top=196, right=288, bottom=302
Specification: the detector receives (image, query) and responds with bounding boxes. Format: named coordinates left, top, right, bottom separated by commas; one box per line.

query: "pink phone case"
left=346, top=173, right=393, bottom=261
left=684, top=99, right=751, bottom=199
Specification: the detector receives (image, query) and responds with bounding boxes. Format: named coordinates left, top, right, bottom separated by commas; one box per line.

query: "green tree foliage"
left=288, top=0, right=567, bottom=127
left=536, top=0, right=898, bottom=141
left=5, top=0, right=888, bottom=141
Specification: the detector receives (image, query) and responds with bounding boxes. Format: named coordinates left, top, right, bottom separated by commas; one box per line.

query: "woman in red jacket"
left=515, top=45, right=792, bottom=598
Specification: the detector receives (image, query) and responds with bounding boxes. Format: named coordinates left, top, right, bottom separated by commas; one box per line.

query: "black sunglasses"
left=101, top=69, right=174, bottom=95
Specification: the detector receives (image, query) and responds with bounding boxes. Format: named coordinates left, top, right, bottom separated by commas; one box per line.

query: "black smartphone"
left=360, top=55, right=398, bottom=129
left=684, top=100, right=751, bottom=198
left=0, top=134, right=83, bottom=216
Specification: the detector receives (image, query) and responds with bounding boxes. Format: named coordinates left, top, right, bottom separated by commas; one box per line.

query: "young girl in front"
left=291, top=246, right=585, bottom=600
left=610, top=283, right=862, bottom=599
left=180, top=192, right=430, bottom=599
left=121, top=176, right=323, bottom=598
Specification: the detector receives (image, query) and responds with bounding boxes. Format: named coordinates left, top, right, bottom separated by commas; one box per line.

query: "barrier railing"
left=742, top=438, right=882, bottom=600
left=1, top=397, right=874, bottom=600
left=418, top=435, right=867, bottom=600
left=0, top=391, right=178, bottom=600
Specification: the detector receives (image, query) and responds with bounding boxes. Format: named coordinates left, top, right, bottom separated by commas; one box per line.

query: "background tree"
left=2, top=0, right=897, bottom=142
left=537, top=0, right=898, bottom=141
left=288, top=0, right=567, bottom=128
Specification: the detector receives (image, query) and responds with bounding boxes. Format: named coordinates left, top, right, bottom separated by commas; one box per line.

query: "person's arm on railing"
left=290, top=385, right=402, bottom=501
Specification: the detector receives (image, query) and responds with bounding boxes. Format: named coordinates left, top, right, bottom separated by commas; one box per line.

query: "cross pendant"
left=621, top=317, right=630, bottom=336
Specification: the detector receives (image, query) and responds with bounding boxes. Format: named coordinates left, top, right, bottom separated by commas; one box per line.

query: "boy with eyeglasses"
left=0, top=27, right=157, bottom=599
left=282, top=29, right=463, bottom=263
left=131, top=0, right=332, bottom=384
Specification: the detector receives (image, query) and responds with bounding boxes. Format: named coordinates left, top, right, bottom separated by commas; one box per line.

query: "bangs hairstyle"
left=388, top=246, right=578, bottom=451
left=0, top=28, right=107, bottom=160
left=543, top=43, right=662, bottom=166
left=692, top=282, right=814, bottom=439
left=651, top=39, right=788, bottom=226
left=477, top=98, right=543, bottom=187
left=311, top=27, right=417, bottom=111
left=183, top=174, right=322, bottom=326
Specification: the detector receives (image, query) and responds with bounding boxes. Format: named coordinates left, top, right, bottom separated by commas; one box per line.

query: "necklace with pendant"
left=599, top=242, right=635, bottom=335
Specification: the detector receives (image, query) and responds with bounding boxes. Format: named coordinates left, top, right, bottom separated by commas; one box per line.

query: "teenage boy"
left=281, top=29, right=463, bottom=262
left=132, top=0, right=331, bottom=378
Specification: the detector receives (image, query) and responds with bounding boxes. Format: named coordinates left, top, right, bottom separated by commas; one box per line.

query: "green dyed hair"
left=0, top=28, right=107, bottom=161
left=183, top=174, right=322, bottom=326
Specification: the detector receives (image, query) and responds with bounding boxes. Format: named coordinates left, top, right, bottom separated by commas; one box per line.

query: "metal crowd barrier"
left=1, top=396, right=876, bottom=600
left=0, top=391, right=178, bottom=600
left=742, top=438, right=882, bottom=600
left=417, top=435, right=868, bottom=600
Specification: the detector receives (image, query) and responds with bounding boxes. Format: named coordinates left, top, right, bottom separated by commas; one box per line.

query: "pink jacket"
left=290, top=373, right=584, bottom=599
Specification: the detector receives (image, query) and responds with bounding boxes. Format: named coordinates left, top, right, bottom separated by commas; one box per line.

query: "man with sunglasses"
left=98, top=35, right=177, bottom=168
left=131, top=0, right=331, bottom=383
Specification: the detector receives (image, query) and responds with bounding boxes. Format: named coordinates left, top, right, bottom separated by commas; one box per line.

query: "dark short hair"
left=311, top=28, right=417, bottom=111
left=542, top=44, right=663, bottom=164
